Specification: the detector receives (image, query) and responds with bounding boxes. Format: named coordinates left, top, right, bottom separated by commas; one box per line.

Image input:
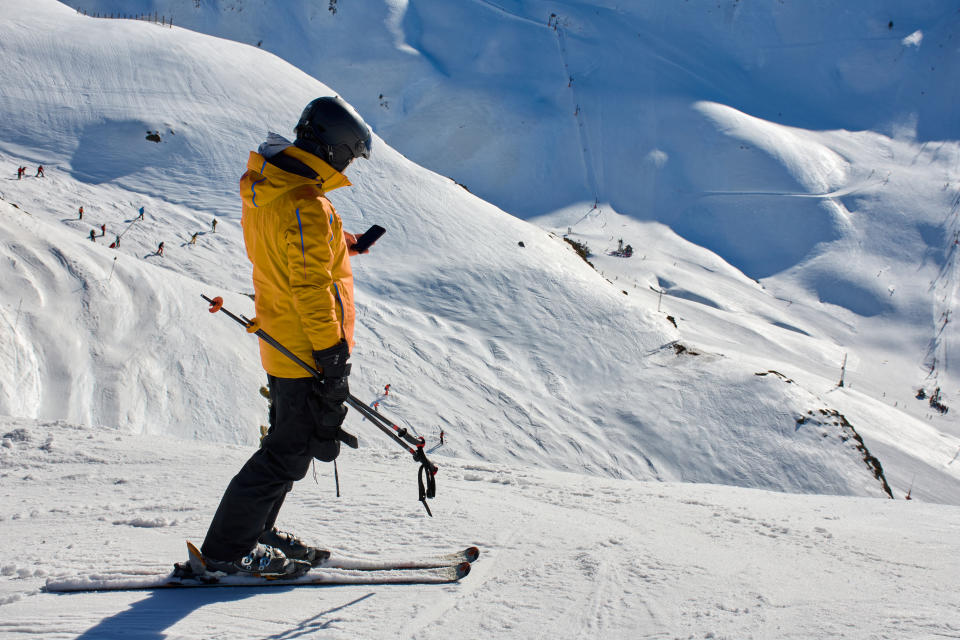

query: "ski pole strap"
left=418, top=464, right=434, bottom=517
left=417, top=449, right=437, bottom=518
left=415, top=449, right=438, bottom=517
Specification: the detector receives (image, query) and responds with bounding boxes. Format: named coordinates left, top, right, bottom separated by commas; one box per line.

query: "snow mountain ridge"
left=0, top=2, right=959, bottom=638
left=4, top=0, right=955, bottom=502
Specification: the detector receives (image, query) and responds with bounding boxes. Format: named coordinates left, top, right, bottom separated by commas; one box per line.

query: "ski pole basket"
left=201, top=294, right=439, bottom=516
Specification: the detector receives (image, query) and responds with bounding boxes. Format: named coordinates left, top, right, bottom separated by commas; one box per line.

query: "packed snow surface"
left=0, top=0, right=959, bottom=638
left=1, top=418, right=958, bottom=639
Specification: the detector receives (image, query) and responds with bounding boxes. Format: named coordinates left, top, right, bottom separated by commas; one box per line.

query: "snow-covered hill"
left=58, top=3, right=960, bottom=406
left=40, top=0, right=960, bottom=501
left=63, top=0, right=960, bottom=213
left=3, top=0, right=938, bottom=500
left=0, top=1, right=959, bottom=636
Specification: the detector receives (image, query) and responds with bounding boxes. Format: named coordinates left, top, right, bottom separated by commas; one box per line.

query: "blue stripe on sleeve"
left=296, top=208, right=307, bottom=276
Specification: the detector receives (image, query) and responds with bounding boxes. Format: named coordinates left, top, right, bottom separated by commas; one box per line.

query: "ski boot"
left=202, top=542, right=310, bottom=578
left=259, top=528, right=331, bottom=567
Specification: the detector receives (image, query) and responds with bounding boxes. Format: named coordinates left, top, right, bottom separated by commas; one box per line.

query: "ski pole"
left=202, top=294, right=438, bottom=515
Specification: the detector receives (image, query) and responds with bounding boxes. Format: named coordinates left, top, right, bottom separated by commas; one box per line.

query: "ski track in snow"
left=1, top=419, right=958, bottom=639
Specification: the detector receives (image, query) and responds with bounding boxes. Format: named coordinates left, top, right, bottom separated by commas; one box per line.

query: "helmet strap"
left=293, top=138, right=346, bottom=171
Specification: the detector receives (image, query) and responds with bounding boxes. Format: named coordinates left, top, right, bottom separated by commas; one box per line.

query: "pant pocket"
left=308, top=392, right=346, bottom=462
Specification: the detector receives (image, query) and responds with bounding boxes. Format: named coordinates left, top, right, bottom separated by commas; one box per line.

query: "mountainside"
left=48, top=0, right=960, bottom=501
left=62, top=0, right=960, bottom=213
left=2, top=0, right=947, bottom=503
left=1, top=2, right=960, bottom=638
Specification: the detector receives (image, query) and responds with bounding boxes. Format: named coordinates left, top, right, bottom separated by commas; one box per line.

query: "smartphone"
left=351, top=224, right=386, bottom=253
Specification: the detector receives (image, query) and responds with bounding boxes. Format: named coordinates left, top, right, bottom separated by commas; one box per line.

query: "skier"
left=440, top=430, right=444, bottom=445
left=157, top=241, right=164, bottom=256
left=190, top=232, right=198, bottom=245
left=211, top=217, right=218, bottom=232
left=78, top=206, right=83, bottom=219
left=199, top=95, right=373, bottom=578
left=384, top=384, right=390, bottom=396
left=89, top=229, right=96, bottom=242
left=35, top=165, right=44, bottom=177
left=100, top=223, right=106, bottom=237
left=16, top=166, right=23, bottom=179
left=138, top=206, right=145, bottom=220
left=114, top=234, right=120, bottom=248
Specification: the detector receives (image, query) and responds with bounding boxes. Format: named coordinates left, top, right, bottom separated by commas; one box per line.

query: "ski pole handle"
left=203, top=294, right=320, bottom=377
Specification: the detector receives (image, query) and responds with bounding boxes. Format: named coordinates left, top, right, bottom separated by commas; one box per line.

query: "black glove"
left=313, top=340, right=351, bottom=405
left=309, top=341, right=353, bottom=462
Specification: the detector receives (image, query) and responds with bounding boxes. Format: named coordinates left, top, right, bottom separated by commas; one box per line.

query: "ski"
left=44, top=563, right=470, bottom=592
left=320, top=546, right=480, bottom=571
left=44, top=542, right=478, bottom=593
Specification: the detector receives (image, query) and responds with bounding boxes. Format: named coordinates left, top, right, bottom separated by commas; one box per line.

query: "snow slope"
left=47, top=0, right=960, bottom=497
left=0, top=0, right=960, bottom=638
left=0, top=1, right=958, bottom=637
left=1, top=0, right=935, bottom=500
left=62, top=0, right=960, bottom=213
left=1, top=417, right=958, bottom=639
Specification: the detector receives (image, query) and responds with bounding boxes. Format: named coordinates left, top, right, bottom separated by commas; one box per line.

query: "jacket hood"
left=241, top=132, right=351, bottom=209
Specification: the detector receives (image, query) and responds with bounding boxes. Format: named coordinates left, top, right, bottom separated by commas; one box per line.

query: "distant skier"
left=211, top=217, right=218, bottom=233
left=439, top=430, right=444, bottom=445
left=100, top=223, right=106, bottom=236
left=16, top=166, right=24, bottom=179
left=199, top=95, right=373, bottom=578
left=35, top=165, right=44, bottom=177
left=114, top=234, right=120, bottom=248
left=78, top=206, right=84, bottom=220
left=190, top=232, right=198, bottom=245
left=89, top=229, right=96, bottom=242
left=384, top=384, right=390, bottom=396
left=138, top=206, right=145, bottom=220
left=157, top=241, right=164, bottom=256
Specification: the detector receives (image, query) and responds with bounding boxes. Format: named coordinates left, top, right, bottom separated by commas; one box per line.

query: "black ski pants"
left=201, top=375, right=322, bottom=562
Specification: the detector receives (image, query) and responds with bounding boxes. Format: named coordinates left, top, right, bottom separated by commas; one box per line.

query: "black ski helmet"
left=294, top=96, right=372, bottom=172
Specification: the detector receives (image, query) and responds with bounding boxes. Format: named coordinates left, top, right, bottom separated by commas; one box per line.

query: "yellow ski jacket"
left=240, top=142, right=355, bottom=378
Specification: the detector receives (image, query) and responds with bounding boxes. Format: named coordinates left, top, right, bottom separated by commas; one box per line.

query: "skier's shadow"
left=72, top=588, right=254, bottom=639
left=72, top=587, right=374, bottom=639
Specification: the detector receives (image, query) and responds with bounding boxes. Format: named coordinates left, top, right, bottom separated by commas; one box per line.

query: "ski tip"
left=455, top=561, right=471, bottom=580
left=464, top=546, right=480, bottom=563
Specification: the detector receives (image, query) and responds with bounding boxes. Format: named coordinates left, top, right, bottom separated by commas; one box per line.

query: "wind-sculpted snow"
left=1, top=2, right=959, bottom=638
left=59, top=0, right=960, bottom=423
left=0, top=2, right=957, bottom=637
left=0, top=0, right=941, bottom=503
